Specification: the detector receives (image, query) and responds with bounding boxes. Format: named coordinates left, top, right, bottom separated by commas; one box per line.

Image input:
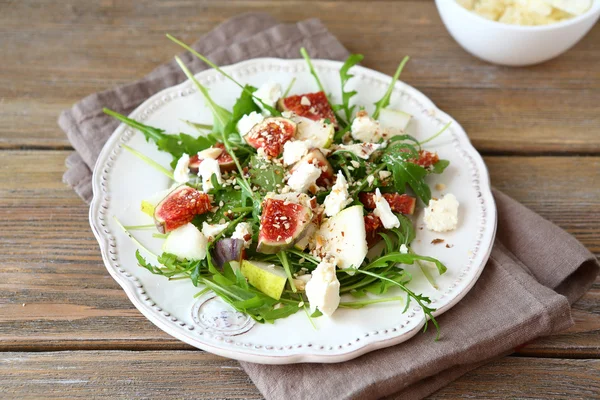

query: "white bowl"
left=435, top=0, right=600, bottom=66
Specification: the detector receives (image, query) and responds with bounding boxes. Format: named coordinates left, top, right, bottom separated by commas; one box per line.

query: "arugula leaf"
left=191, top=187, right=243, bottom=227
left=381, top=149, right=431, bottom=204
left=247, top=155, right=285, bottom=193
left=343, top=267, right=440, bottom=339
left=104, top=108, right=215, bottom=168
left=168, top=34, right=280, bottom=116
left=336, top=54, right=364, bottom=122
left=174, top=56, right=232, bottom=136
left=372, top=56, right=410, bottom=119
left=430, top=159, right=450, bottom=174
left=232, top=85, right=261, bottom=123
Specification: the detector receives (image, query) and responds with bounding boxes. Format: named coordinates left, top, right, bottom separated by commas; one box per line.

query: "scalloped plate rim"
left=89, top=57, right=497, bottom=364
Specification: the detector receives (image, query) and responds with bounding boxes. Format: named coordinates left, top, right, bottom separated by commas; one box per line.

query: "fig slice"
left=188, top=143, right=235, bottom=174
left=290, top=148, right=335, bottom=188
left=153, top=185, right=212, bottom=233
left=277, top=91, right=337, bottom=127
left=245, top=117, right=296, bottom=158
left=359, top=192, right=416, bottom=215
left=364, top=213, right=384, bottom=248
left=257, top=198, right=313, bottom=254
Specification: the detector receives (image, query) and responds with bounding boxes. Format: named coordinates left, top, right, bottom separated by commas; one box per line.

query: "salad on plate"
left=106, top=35, right=459, bottom=337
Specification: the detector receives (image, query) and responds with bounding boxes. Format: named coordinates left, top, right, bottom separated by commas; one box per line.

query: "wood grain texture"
left=1, top=0, right=599, bottom=152
left=0, top=351, right=598, bottom=399
left=0, top=150, right=598, bottom=356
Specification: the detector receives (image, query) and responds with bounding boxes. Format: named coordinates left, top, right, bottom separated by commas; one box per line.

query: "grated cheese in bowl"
left=456, top=0, right=593, bottom=26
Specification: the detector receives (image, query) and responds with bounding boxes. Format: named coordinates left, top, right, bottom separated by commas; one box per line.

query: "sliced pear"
left=162, top=222, right=208, bottom=261
left=316, top=205, right=368, bottom=270
left=293, top=116, right=335, bottom=149
left=379, top=108, right=412, bottom=136
left=241, top=260, right=287, bottom=300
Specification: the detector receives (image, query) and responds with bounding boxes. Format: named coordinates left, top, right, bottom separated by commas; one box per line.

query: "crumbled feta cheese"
left=351, top=112, right=382, bottom=142
left=253, top=81, right=282, bottom=114
left=366, top=175, right=375, bottom=187
left=424, top=193, right=459, bottom=232
left=293, top=274, right=312, bottom=291
left=197, top=158, right=222, bottom=192
left=379, top=170, right=392, bottom=180
left=231, top=222, right=253, bottom=248
left=237, top=111, right=264, bottom=137
left=300, top=96, right=311, bottom=106
left=323, top=171, right=351, bottom=217
left=373, top=188, right=400, bottom=229
left=266, top=191, right=314, bottom=209
left=202, top=222, right=229, bottom=241
left=400, top=244, right=409, bottom=254
left=336, top=142, right=386, bottom=160
left=197, top=147, right=223, bottom=160
left=173, top=154, right=191, bottom=183
left=282, top=140, right=311, bottom=166
left=305, top=260, right=340, bottom=317
left=287, top=162, right=321, bottom=193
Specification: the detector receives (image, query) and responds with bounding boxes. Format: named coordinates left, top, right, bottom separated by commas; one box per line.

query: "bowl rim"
left=438, top=0, right=600, bottom=31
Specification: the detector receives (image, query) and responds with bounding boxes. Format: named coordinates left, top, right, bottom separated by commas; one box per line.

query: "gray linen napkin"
left=58, top=13, right=599, bottom=400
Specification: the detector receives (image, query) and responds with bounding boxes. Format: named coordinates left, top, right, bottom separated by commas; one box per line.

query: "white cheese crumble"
left=287, top=162, right=321, bottom=193
left=282, top=140, right=311, bottom=166
left=336, top=142, right=386, bottom=160
left=266, top=191, right=314, bottom=209
left=293, top=274, right=312, bottom=291
left=197, top=157, right=222, bottom=192
left=373, top=188, right=400, bottom=229
left=201, top=222, right=229, bottom=241
left=197, top=147, right=223, bottom=160
left=424, top=193, right=459, bottom=232
left=305, top=259, right=340, bottom=317
left=231, top=222, right=253, bottom=248
left=173, top=153, right=191, bottom=183
left=351, top=113, right=382, bottom=142
left=323, top=171, right=351, bottom=217
left=400, top=244, right=409, bottom=254
left=300, top=96, right=311, bottom=106
left=366, top=175, right=375, bottom=187
left=162, top=223, right=208, bottom=261
left=237, top=111, right=264, bottom=137
left=253, top=81, right=282, bottom=114
left=379, top=170, right=392, bottom=180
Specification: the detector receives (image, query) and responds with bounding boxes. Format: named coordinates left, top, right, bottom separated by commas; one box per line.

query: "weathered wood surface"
left=0, top=352, right=598, bottom=399
left=1, top=0, right=599, bottom=152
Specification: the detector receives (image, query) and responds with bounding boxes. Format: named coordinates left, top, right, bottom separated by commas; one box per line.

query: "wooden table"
left=1, top=1, right=599, bottom=398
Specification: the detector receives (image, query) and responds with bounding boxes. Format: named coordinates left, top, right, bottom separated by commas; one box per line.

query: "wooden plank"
left=0, top=352, right=598, bottom=399
left=1, top=0, right=599, bottom=152
left=0, top=150, right=598, bottom=355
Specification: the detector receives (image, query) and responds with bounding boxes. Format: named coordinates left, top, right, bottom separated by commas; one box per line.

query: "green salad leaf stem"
left=343, top=268, right=440, bottom=339
left=418, top=121, right=452, bottom=146
left=120, top=144, right=174, bottom=180
left=372, top=56, right=410, bottom=119
left=168, top=34, right=280, bottom=116
left=336, top=54, right=364, bottom=123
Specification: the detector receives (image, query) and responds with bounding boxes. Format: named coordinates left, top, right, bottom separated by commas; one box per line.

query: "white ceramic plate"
left=90, top=58, right=496, bottom=364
